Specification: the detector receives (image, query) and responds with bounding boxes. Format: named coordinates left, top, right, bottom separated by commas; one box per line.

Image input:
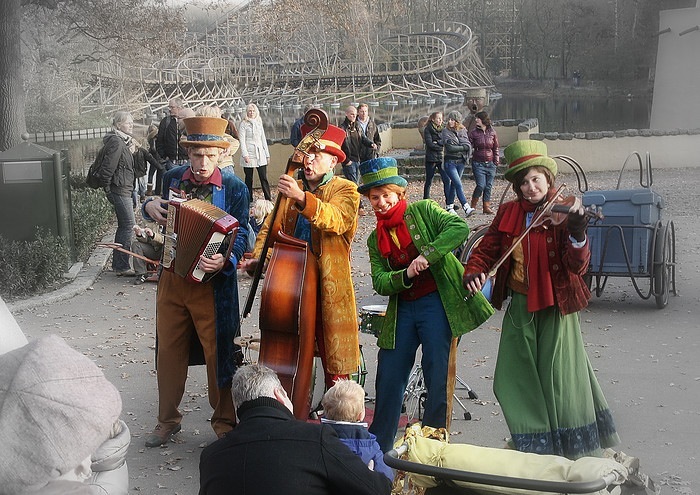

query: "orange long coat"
left=252, top=175, right=360, bottom=375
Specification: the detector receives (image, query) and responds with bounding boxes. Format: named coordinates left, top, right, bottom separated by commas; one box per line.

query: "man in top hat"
left=142, top=116, right=250, bottom=447
left=240, top=118, right=361, bottom=392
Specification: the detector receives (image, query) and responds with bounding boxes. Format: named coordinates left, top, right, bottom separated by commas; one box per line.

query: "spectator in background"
left=156, top=98, right=189, bottom=179
left=340, top=105, right=375, bottom=185
left=131, top=223, right=164, bottom=286
left=250, top=198, right=274, bottom=237
left=441, top=110, right=475, bottom=217
left=320, top=380, right=393, bottom=482
left=289, top=104, right=313, bottom=147
left=239, top=103, right=272, bottom=202
left=0, top=334, right=129, bottom=495
left=468, top=110, right=499, bottom=214
left=132, top=138, right=161, bottom=206
left=199, top=365, right=392, bottom=495
left=98, top=110, right=136, bottom=276
left=422, top=111, right=448, bottom=200
left=356, top=103, right=381, bottom=162
left=146, top=123, right=161, bottom=196
left=417, top=116, right=430, bottom=149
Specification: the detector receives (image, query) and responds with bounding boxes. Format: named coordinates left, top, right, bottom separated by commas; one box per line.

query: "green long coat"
left=367, top=200, right=494, bottom=349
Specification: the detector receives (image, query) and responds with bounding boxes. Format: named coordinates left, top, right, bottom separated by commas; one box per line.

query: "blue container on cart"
left=582, top=189, right=664, bottom=274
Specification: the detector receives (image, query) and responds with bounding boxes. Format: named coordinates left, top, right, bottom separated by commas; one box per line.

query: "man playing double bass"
left=240, top=123, right=361, bottom=391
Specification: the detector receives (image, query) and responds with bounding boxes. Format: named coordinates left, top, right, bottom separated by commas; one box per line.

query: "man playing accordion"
left=142, top=116, right=250, bottom=447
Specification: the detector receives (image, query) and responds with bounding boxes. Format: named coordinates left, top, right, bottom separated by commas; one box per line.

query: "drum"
left=350, top=344, right=367, bottom=387
left=359, top=304, right=387, bottom=337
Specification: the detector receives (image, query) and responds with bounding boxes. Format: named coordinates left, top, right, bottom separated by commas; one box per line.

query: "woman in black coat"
left=422, top=111, right=449, bottom=200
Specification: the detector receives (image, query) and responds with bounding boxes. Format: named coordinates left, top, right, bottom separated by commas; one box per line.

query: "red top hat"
left=300, top=123, right=347, bottom=163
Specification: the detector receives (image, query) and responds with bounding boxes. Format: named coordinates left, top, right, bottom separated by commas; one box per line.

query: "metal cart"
left=582, top=152, right=677, bottom=308
left=460, top=152, right=677, bottom=309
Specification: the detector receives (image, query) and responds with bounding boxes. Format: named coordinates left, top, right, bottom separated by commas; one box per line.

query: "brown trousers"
left=155, top=271, right=235, bottom=436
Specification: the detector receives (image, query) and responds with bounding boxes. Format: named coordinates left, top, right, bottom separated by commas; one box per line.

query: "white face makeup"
left=188, top=147, right=222, bottom=181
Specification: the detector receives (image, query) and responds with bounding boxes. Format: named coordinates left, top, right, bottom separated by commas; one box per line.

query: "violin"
left=467, top=185, right=603, bottom=289
left=534, top=193, right=604, bottom=228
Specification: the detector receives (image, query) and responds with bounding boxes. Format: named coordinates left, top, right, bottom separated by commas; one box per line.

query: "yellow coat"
left=253, top=176, right=360, bottom=375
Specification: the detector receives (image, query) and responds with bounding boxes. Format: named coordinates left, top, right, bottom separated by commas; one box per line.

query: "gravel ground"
left=11, top=166, right=699, bottom=495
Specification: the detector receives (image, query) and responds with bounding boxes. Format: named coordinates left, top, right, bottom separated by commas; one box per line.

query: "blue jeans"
left=342, top=161, right=360, bottom=185
left=106, top=191, right=135, bottom=272
left=443, top=160, right=467, bottom=206
left=368, top=291, right=453, bottom=452
left=423, top=161, right=449, bottom=199
left=471, top=161, right=496, bottom=202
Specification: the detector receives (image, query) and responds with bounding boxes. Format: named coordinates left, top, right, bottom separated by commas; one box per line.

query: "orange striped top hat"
left=180, top=117, right=231, bottom=149
left=300, top=123, right=347, bottom=163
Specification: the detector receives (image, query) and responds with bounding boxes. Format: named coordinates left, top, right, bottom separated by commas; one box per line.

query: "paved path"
left=9, top=167, right=699, bottom=495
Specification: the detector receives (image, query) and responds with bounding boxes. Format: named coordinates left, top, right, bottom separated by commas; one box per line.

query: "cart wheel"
left=459, top=224, right=490, bottom=264
left=463, top=412, right=472, bottom=420
left=653, top=221, right=674, bottom=309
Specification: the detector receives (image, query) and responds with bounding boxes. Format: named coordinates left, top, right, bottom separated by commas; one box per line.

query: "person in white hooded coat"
left=0, top=333, right=130, bottom=495
left=238, top=103, right=272, bottom=202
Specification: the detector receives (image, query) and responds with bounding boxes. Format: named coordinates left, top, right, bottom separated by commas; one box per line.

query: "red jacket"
left=464, top=200, right=591, bottom=315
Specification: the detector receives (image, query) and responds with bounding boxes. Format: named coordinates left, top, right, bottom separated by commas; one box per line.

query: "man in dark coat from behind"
left=199, top=365, right=393, bottom=495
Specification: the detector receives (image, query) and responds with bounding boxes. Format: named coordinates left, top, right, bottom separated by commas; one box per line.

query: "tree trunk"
left=0, top=0, right=27, bottom=152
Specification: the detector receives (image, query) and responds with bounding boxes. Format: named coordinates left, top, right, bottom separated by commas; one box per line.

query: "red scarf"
left=375, top=200, right=411, bottom=257
left=498, top=190, right=556, bottom=312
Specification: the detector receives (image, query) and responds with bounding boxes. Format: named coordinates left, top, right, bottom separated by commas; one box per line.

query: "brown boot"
left=483, top=201, right=494, bottom=214
left=470, top=197, right=479, bottom=210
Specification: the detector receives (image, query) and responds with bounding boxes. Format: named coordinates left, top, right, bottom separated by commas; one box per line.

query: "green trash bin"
left=0, top=139, right=75, bottom=261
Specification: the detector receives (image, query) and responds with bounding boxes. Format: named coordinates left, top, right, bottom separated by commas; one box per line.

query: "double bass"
left=242, top=109, right=328, bottom=419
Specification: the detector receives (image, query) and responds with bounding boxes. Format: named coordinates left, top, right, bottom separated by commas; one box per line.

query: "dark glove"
left=567, top=212, right=588, bottom=241
left=463, top=272, right=483, bottom=290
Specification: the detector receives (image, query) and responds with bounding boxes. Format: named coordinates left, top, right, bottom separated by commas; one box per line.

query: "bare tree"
left=0, top=0, right=183, bottom=151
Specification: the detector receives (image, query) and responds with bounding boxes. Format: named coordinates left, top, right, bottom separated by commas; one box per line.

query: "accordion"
left=161, top=198, right=239, bottom=283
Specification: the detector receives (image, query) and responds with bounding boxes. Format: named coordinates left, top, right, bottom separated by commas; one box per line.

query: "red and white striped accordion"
left=161, top=198, right=239, bottom=283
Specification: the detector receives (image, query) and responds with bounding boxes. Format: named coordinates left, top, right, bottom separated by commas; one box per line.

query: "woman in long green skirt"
left=463, top=140, right=619, bottom=459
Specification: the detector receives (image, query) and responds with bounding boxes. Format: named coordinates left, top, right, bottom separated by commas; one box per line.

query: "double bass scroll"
left=242, top=108, right=329, bottom=318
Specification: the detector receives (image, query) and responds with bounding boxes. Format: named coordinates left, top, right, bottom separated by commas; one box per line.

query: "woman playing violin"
left=463, top=140, right=620, bottom=460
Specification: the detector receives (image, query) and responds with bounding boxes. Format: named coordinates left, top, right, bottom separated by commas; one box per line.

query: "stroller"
left=383, top=425, right=638, bottom=495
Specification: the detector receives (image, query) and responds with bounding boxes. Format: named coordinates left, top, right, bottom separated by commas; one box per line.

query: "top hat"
left=503, top=140, right=558, bottom=183
left=358, top=157, right=408, bottom=194
left=180, top=117, right=231, bottom=149
left=300, top=123, right=347, bottom=163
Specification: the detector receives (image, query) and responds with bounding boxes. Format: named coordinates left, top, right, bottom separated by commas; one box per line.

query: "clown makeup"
left=303, top=150, right=336, bottom=188
left=188, top=147, right=222, bottom=182
left=519, top=168, right=551, bottom=204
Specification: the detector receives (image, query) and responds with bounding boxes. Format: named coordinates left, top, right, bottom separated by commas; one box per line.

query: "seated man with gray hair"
left=198, top=365, right=392, bottom=495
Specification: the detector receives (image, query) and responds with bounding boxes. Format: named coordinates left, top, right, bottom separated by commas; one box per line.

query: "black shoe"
left=134, top=274, right=148, bottom=285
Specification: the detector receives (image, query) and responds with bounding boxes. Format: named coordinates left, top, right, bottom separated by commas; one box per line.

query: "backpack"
left=86, top=145, right=108, bottom=189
